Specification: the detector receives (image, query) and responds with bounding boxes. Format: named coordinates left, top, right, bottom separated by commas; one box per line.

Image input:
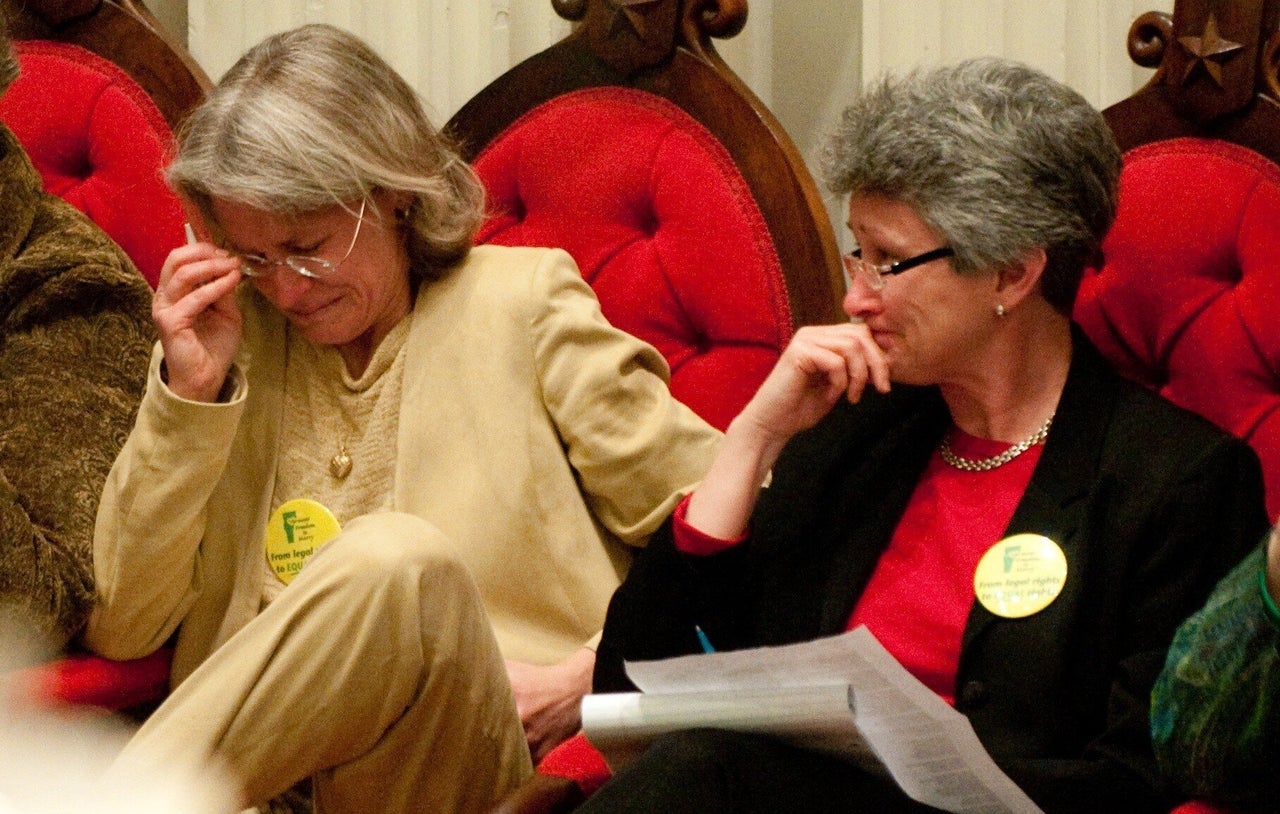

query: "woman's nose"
left=259, top=269, right=314, bottom=309
left=842, top=273, right=884, bottom=322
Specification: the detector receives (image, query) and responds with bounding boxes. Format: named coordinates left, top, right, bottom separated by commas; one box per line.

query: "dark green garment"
left=1152, top=541, right=1280, bottom=807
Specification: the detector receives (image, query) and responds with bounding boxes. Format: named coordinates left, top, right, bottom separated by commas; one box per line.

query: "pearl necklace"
left=938, top=412, right=1055, bottom=472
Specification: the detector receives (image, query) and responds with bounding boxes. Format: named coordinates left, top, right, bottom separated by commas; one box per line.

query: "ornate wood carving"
left=577, top=0, right=680, bottom=73
left=1266, top=28, right=1280, bottom=97
left=1128, top=10, right=1175, bottom=68
left=1178, top=11, right=1245, bottom=86
left=1155, top=0, right=1276, bottom=120
left=1108, top=0, right=1280, bottom=165
left=553, top=0, right=750, bottom=76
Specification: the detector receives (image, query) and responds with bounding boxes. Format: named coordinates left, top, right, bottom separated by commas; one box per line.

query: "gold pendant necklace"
left=329, top=440, right=353, bottom=480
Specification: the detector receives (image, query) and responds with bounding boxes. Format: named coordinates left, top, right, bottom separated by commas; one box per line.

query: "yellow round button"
left=265, top=498, right=342, bottom=585
left=973, top=533, right=1067, bottom=618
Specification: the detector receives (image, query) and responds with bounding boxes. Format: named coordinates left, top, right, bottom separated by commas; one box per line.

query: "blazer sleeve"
left=526, top=249, right=721, bottom=543
left=83, top=348, right=248, bottom=660
left=594, top=515, right=753, bottom=692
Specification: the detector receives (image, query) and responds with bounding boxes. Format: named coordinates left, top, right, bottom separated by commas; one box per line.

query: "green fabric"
left=1152, top=541, right=1280, bottom=806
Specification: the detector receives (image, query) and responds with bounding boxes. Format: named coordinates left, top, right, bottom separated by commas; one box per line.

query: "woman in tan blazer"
left=85, top=23, right=720, bottom=814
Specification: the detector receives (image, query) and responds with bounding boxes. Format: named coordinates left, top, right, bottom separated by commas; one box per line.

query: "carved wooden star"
left=606, top=0, right=660, bottom=39
left=1178, top=12, right=1244, bottom=86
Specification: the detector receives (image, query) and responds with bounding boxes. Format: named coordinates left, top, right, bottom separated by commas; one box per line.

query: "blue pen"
left=694, top=625, right=716, bottom=653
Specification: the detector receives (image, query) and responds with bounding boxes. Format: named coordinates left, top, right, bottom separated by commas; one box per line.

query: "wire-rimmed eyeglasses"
left=842, top=246, right=955, bottom=291
left=238, top=198, right=367, bottom=281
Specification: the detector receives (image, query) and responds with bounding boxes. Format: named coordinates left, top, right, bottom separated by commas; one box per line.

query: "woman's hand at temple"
left=152, top=242, right=245, bottom=402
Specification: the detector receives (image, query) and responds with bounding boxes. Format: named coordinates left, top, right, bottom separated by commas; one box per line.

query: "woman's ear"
left=373, top=188, right=415, bottom=225
left=994, top=247, right=1047, bottom=309
left=383, top=189, right=415, bottom=213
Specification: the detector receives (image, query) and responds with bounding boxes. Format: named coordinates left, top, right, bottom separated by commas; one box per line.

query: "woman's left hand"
left=505, top=648, right=595, bottom=762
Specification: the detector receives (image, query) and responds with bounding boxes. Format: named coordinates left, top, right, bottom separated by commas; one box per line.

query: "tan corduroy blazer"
left=86, top=245, right=722, bottom=685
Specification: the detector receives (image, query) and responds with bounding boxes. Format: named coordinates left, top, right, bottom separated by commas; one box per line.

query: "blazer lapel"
left=960, top=332, right=1121, bottom=652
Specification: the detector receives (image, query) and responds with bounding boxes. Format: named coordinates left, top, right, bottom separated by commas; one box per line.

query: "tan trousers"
left=114, top=512, right=533, bottom=813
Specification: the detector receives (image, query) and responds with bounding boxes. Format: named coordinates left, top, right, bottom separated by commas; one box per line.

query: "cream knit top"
left=262, top=316, right=413, bottom=606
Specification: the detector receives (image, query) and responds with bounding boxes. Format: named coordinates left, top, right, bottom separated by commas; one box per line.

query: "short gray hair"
left=169, top=23, right=483, bottom=278
left=819, top=58, right=1121, bottom=314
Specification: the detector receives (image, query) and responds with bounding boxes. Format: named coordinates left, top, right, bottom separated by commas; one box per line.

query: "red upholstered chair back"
left=0, top=40, right=181, bottom=286
left=1, top=0, right=212, bottom=286
left=1074, top=0, right=1280, bottom=523
left=1074, top=4, right=1279, bottom=810
left=1, top=0, right=209, bottom=130
left=448, top=0, right=844, bottom=432
left=1075, top=138, right=1280, bottom=516
left=472, top=87, right=795, bottom=429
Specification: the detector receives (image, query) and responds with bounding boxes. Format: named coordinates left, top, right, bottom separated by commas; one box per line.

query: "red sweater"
left=674, top=429, right=1042, bottom=705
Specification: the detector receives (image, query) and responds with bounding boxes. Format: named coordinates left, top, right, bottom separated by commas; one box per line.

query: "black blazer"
left=596, top=332, right=1269, bottom=813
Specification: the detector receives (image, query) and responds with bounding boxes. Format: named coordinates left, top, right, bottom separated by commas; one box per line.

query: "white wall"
left=859, top=1, right=1171, bottom=109
left=746, top=0, right=1173, bottom=242
left=164, top=0, right=1174, bottom=237
left=183, top=1, right=570, bottom=122
left=176, top=1, right=1173, bottom=117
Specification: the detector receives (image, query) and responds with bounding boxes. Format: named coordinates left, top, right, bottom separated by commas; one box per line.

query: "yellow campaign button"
left=265, top=498, right=342, bottom=585
left=973, top=533, right=1067, bottom=618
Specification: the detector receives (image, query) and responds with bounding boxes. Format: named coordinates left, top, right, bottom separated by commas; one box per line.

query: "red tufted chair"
left=2, top=0, right=208, bottom=712
left=0, top=40, right=182, bottom=286
left=445, top=0, right=845, bottom=809
left=0, top=0, right=209, bottom=286
left=1077, top=138, right=1280, bottom=514
left=448, top=0, right=844, bottom=433
left=1074, top=1, right=1280, bottom=812
left=470, top=86, right=800, bottom=430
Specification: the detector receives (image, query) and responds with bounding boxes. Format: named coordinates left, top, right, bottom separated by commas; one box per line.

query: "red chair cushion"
left=0, top=40, right=184, bottom=286
left=1171, top=803, right=1267, bottom=814
left=14, top=648, right=171, bottom=711
left=472, top=87, right=793, bottom=430
left=1075, top=138, right=1280, bottom=517
left=535, top=732, right=612, bottom=797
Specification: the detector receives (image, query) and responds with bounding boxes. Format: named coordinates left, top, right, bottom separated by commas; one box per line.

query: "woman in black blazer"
left=585, top=58, right=1268, bottom=814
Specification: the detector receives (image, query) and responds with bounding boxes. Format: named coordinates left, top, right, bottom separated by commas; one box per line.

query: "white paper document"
left=589, top=626, right=1042, bottom=814
left=582, top=683, right=878, bottom=772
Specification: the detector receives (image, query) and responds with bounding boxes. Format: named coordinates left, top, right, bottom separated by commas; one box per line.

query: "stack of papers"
left=581, top=626, right=1042, bottom=814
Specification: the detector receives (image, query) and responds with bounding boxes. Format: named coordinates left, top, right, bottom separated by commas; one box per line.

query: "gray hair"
left=169, top=23, right=483, bottom=278
left=819, top=57, right=1121, bottom=314
left=0, top=6, right=18, bottom=97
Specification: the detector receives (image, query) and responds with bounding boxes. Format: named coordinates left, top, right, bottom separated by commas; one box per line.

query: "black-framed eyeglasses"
left=842, top=246, right=955, bottom=291
left=238, top=198, right=367, bottom=281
